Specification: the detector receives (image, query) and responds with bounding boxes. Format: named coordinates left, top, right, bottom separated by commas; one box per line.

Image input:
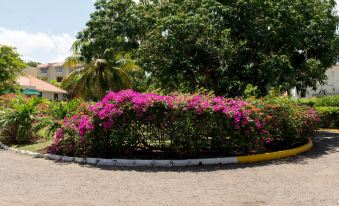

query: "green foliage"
left=0, top=97, right=42, bottom=144
left=50, top=80, right=61, bottom=87
left=76, top=0, right=339, bottom=97
left=48, top=91, right=318, bottom=158
left=315, top=95, right=339, bottom=107
left=63, top=50, right=142, bottom=100
left=37, top=99, right=82, bottom=138
left=314, top=106, right=339, bottom=128
left=0, top=45, right=26, bottom=93
left=25, top=60, right=40, bottom=67
left=252, top=97, right=319, bottom=147
left=298, top=98, right=318, bottom=107
left=299, top=95, right=339, bottom=107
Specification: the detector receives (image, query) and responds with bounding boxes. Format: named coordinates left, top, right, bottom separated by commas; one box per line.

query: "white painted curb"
left=61, top=156, right=74, bottom=162
left=86, top=158, right=98, bottom=165
left=97, top=159, right=116, bottom=166
left=0, top=140, right=312, bottom=167
left=0, top=141, right=240, bottom=167
left=74, top=157, right=86, bottom=163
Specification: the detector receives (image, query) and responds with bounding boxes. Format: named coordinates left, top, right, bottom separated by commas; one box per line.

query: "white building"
left=303, top=65, right=339, bottom=98
left=37, top=62, right=82, bottom=83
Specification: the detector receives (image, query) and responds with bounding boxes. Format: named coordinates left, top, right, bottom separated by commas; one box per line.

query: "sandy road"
left=1, top=131, right=339, bottom=206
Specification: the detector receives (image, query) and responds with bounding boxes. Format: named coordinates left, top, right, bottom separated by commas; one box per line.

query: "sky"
left=0, top=0, right=95, bottom=63
left=0, top=0, right=338, bottom=63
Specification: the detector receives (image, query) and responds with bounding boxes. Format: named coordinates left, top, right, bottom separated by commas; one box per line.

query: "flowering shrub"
left=48, top=90, right=319, bottom=158
left=298, top=95, right=339, bottom=129
left=252, top=97, right=319, bottom=149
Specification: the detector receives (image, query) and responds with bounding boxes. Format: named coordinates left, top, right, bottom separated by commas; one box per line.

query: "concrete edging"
left=0, top=139, right=313, bottom=167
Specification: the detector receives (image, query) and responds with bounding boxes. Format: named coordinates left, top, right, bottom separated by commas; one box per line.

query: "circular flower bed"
left=48, top=90, right=319, bottom=159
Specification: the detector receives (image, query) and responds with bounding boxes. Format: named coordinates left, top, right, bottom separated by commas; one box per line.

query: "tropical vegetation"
left=72, top=0, right=339, bottom=98
left=1, top=0, right=338, bottom=159
left=0, top=45, right=26, bottom=94
left=0, top=96, right=42, bottom=144
left=62, top=41, right=142, bottom=100
left=299, top=95, right=339, bottom=128
left=46, top=90, right=319, bottom=158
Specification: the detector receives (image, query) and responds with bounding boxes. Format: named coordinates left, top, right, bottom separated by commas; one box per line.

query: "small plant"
left=0, top=97, right=42, bottom=144
left=37, top=99, right=82, bottom=138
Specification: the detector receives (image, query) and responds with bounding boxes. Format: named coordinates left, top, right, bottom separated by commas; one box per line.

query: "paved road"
left=1, top=131, right=339, bottom=206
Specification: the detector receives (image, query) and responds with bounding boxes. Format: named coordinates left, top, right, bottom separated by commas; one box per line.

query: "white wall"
left=41, top=92, right=64, bottom=101
left=305, top=65, right=339, bottom=97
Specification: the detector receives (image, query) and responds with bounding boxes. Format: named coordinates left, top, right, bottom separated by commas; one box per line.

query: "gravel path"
left=1, top=131, right=339, bottom=206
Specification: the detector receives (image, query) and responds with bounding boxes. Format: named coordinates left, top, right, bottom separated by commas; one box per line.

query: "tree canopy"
left=62, top=41, right=142, bottom=100
left=0, top=45, right=26, bottom=93
left=75, top=0, right=339, bottom=97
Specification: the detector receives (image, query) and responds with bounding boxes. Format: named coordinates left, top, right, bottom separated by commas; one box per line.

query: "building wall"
left=41, top=92, right=64, bottom=101
left=305, top=65, right=339, bottom=97
left=38, top=64, right=75, bottom=83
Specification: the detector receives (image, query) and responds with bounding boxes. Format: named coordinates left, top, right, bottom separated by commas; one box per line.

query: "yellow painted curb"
left=319, top=128, right=339, bottom=133
left=237, top=139, right=313, bottom=163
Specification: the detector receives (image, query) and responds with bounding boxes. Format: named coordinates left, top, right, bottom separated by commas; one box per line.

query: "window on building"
left=56, top=67, right=64, bottom=73
left=54, top=93, right=59, bottom=101
left=40, top=68, right=48, bottom=74
left=56, top=77, right=63, bottom=82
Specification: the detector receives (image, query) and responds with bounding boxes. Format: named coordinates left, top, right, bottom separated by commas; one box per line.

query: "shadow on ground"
left=52, top=131, right=339, bottom=173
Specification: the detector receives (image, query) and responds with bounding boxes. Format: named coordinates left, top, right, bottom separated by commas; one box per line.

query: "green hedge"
left=47, top=91, right=319, bottom=158
left=314, top=107, right=339, bottom=128
left=299, top=95, right=339, bottom=107
left=298, top=95, right=339, bottom=128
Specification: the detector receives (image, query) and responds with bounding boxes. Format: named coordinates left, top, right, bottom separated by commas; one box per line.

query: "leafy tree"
left=25, top=60, right=41, bottom=67
left=76, top=0, right=339, bottom=97
left=223, top=0, right=339, bottom=96
left=0, top=45, right=26, bottom=93
left=62, top=41, right=141, bottom=100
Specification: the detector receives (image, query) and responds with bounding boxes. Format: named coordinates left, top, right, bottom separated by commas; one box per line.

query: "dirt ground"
left=1, top=131, right=339, bottom=206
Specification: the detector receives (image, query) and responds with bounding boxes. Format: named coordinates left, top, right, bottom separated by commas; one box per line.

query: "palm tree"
left=62, top=41, right=141, bottom=100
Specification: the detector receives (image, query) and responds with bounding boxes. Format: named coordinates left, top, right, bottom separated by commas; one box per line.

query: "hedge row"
left=298, top=95, right=339, bottom=107
left=298, top=95, right=339, bottom=128
left=47, top=90, right=319, bottom=159
left=314, top=107, right=339, bottom=128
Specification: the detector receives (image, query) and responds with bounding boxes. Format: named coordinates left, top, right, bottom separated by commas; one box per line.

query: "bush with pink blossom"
left=47, top=90, right=319, bottom=158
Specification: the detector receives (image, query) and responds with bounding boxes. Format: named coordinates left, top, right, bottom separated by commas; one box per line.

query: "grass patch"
left=11, top=139, right=53, bottom=153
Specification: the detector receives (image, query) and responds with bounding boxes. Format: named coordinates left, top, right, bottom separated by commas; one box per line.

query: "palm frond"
left=65, top=54, right=84, bottom=68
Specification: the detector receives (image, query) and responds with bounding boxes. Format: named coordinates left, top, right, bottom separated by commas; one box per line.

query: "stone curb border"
left=0, top=139, right=312, bottom=167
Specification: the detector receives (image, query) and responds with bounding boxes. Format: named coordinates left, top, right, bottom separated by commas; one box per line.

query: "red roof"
left=16, top=75, right=67, bottom=94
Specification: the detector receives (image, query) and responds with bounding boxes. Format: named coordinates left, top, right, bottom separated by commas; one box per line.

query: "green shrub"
left=36, top=99, right=83, bottom=138
left=253, top=97, right=319, bottom=148
left=297, top=95, right=339, bottom=129
left=314, top=107, right=339, bottom=128
left=0, top=97, right=42, bottom=144
left=299, top=95, right=339, bottom=107
left=48, top=90, right=319, bottom=158
left=315, top=95, right=339, bottom=107
left=298, top=98, right=317, bottom=107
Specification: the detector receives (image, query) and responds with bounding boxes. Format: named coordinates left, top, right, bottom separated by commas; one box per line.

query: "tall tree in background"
left=25, top=61, right=41, bottom=67
left=0, top=45, right=26, bottom=93
left=76, top=0, right=339, bottom=97
left=62, top=41, right=141, bottom=100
